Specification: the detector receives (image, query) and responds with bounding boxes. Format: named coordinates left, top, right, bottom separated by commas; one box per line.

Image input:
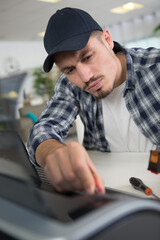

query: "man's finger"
left=68, top=142, right=95, bottom=193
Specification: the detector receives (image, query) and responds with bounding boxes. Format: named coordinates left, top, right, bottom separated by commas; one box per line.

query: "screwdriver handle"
left=129, top=177, right=152, bottom=196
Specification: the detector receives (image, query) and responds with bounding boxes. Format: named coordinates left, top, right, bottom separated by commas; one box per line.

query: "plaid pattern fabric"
left=124, top=47, right=160, bottom=145
left=28, top=44, right=160, bottom=165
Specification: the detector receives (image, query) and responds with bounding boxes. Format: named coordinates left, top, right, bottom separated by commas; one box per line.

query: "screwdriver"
left=129, top=177, right=160, bottom=200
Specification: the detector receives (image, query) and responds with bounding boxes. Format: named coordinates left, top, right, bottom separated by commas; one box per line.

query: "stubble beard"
left=95, top=87, right=114, bottom=99
left=84, top=75, right=114, bottom=99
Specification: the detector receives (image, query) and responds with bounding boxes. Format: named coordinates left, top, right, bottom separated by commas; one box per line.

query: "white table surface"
left=87, top=151, right=160, bottom=199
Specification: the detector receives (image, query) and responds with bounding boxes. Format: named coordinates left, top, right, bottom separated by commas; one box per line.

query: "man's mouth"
left=87, top=78, right=102, bottom=92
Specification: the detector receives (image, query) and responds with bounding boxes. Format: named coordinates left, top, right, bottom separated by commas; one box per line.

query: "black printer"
left=0, top=131, right=160, bottom=240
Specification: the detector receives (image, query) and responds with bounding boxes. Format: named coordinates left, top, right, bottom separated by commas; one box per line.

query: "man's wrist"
left=35, top=139, right=66, bottom=167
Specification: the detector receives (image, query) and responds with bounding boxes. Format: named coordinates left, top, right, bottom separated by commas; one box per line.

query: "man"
left=28, top=7, right=160, bottom=194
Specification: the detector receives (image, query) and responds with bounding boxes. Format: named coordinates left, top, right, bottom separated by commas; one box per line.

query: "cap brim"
left=43, top=32, right=91, bottom=72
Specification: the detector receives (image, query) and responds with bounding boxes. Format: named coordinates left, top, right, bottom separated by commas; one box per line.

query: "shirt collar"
left=114, top=42, right=135, bottom=97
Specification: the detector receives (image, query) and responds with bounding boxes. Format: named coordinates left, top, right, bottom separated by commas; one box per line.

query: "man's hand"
left=35, top=140, right=105, bottom=194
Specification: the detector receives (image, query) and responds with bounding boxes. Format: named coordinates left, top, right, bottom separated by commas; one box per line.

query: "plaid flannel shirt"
left=28, top=44, right=160, bottom=165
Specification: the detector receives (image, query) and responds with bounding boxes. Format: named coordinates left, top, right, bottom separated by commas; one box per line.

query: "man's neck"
left=115, top=53, right=127, bottom=88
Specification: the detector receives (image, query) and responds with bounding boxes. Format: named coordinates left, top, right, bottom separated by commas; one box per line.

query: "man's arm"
left=35, top=139, right=105, bottom=194
left=28, top=75, right=105, bottom=194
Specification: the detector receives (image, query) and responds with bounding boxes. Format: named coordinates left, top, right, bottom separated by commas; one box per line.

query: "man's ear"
left=102, top=29, right=114, bottom=49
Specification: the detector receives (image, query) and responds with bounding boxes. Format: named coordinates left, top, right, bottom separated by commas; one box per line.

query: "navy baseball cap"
left=43, top=7, right=102, bottom=72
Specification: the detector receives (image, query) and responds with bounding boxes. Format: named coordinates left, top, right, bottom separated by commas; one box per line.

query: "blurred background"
left=0, top=0, right=160, bottom=143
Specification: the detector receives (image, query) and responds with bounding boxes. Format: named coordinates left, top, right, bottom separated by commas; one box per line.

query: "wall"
left=108, top=11, right=160, bottom=43
left=0, top=40, right=46, bottom=77
left=0, top=40, right=47, bottom=97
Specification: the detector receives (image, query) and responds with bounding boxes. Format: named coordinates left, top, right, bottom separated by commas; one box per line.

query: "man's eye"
left=85, top=54, right=92, bottom=61
left=67, top=68, right=74, bottom=75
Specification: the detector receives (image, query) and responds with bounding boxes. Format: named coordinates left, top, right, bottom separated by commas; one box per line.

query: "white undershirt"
left=102, top=82, right=156, bottom=152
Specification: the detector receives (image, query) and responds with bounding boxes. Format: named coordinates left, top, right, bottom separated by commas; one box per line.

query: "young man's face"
left=54, top=30, right=124, bottom=99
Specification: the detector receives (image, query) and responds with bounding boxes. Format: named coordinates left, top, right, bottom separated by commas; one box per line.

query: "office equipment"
left=0, top=131, right=160, bottom=240
left=129, top=177, right=160, bottom=200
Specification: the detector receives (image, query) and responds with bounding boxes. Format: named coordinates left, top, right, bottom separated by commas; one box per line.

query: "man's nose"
left=77, top=64, right=93, bottom=83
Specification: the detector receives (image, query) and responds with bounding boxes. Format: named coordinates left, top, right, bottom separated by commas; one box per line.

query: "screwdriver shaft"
left=151, top=192, right=160, bottom=200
